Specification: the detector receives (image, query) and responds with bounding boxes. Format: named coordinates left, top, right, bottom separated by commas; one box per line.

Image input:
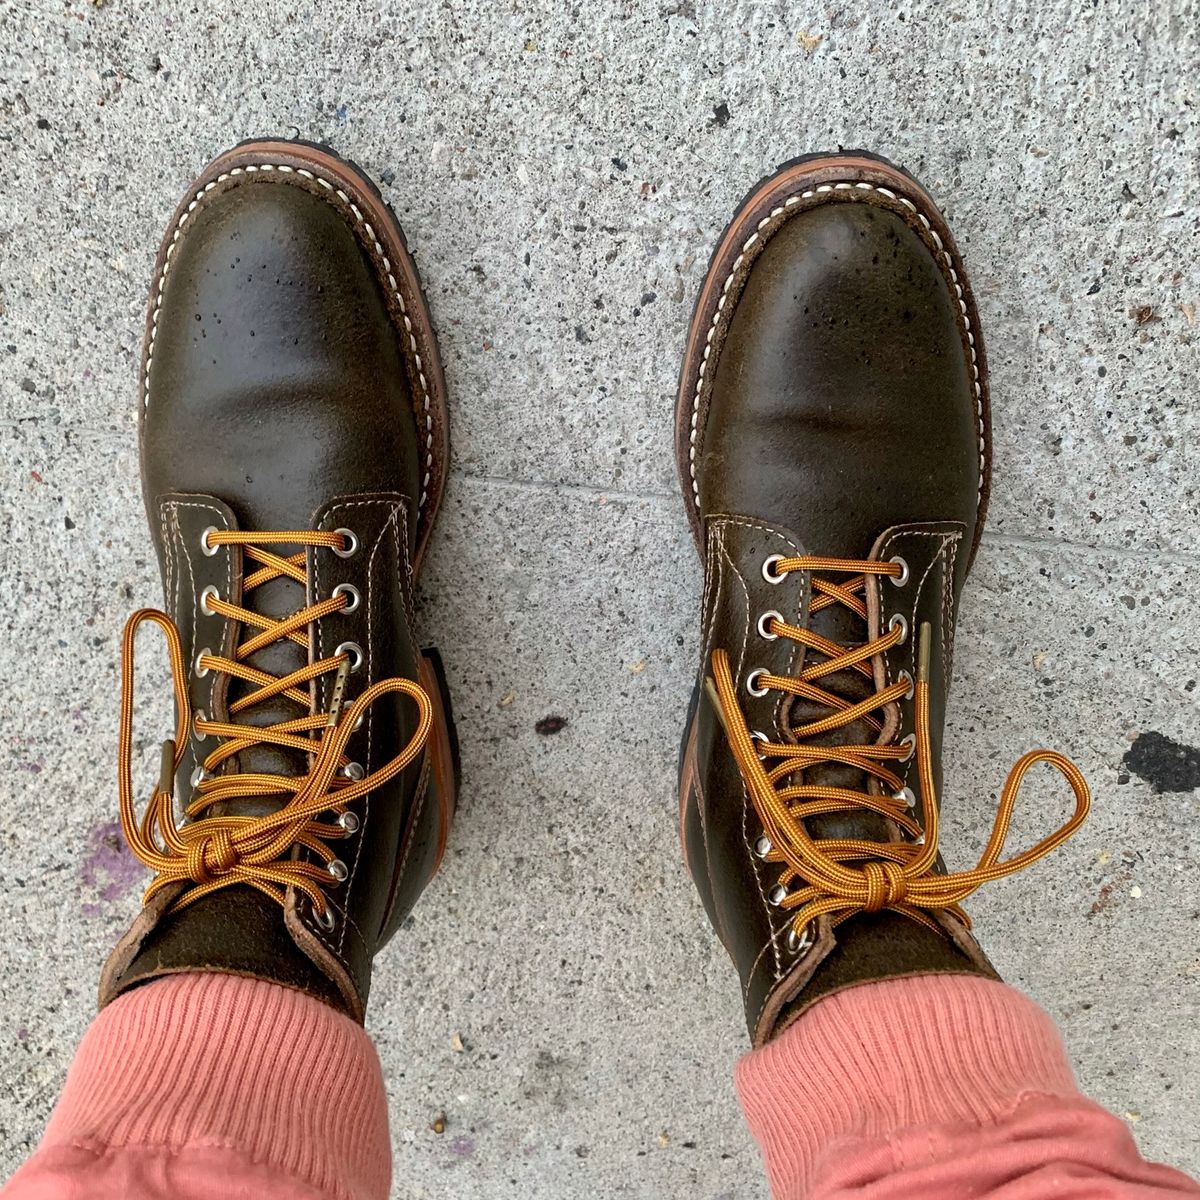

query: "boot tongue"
left=781, top=592, right=892, bottom=842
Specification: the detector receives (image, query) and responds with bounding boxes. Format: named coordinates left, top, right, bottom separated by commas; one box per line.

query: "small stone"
left=498, top=691, right=516, bottom=708
left=451, top=1032, right=465, bottom=1052
left=430, top=1111, right=447, bottom=1135
left=796, top=31, right=823, bottom=52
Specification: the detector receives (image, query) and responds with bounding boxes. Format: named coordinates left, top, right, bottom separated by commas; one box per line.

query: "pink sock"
left=1, top=973, right=390, bottom=1200
left=736, top=974, right=1200, bottom=1199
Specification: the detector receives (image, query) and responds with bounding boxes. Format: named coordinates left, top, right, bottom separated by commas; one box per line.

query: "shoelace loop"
left=712, top=554, right=1090, bottom=947
left=117, top=530, right=432, bottom=921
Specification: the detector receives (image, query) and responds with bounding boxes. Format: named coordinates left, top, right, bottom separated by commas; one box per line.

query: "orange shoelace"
left=117, top=529, right=431, bottom=922
left=711, top=555, right=1090, bottom=949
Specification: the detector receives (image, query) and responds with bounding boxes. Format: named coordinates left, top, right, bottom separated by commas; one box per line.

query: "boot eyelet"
left=316, top=905, right=337, bottom=932
left=888, top=556, right=909, bottom=587
left=893, top=786, right=916, bottom=809
left=757, top=610, right=784, bottom=640
left=786, top=923, right=814, bottom=955
left=888, top=613, right=908, bottom=645
left=768, top=884, right=788, bottom=906
left=192, top=709, right=210, bottom=740
left=327, top=859, right=349, bottom=883
left=898, top=669, right=914, bottom=700
left=335, top=641, right=364, bottom=673
left=754, top=835, right=772, bottom=858
left=899, top=732, right=917, bottom=761
left=338, top=811, right=360, bottom=834
left=194, top=647, right=212, bottom=678
left=200, top=526, right=221, bottom=556
left=746, top=668, right=770, bottom=697
left=200, top=585, right=220, bottom=615
left=332, top=583, right=361, bottom=613
left=761, top=555, right=786, bottom=584
left=341, top=761, right=365, bottom=781
left=190, top=764, right=210, bottom=787
left=750, top=729, right=770, bottom=758
left=333, top=528, right=359, bottom=558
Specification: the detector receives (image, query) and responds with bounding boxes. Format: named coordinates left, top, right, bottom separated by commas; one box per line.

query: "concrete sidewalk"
left=1, top=1, right=1197, bottom=1196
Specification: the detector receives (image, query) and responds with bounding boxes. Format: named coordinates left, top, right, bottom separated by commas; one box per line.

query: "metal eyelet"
left=745, top=668, right=770, bottom=697
left=341, top=761, right=365, bottom=781
left=898, top=669, right=914, bottom=700
left=338, top=811, right=360, bottom=834
left=757, top=610, right=784, bottom=640
left=335, top=642, right=364, bottom=673
left=192, top=709, right=209, bottom=740
left=888, top=556, right=909, bottom=587
left=754, top=835, right=772, bottom=858
left=333, top=528, right=359, bottom=558
left=761, top=554, right=787, bottom=584
left=750, top=729, right=770, bottom=758
left=888, top=613, right=908, bottom=645
left=332, top=582, right=361, bottom=613
left=194, top=647, right=212, bottom=678
left=327, top=859, right=349, bottom=883
left=893, top=786, right=916, bottom=809
left=768, top=884, right=788, bottom=906
left=316, top=905, right=337, bottom=932
left=899, top=732, right=917, bottom=761
left=352, top=713, right=365, bottom=732
left=786, top=923, right=815, bottom=954
left=200, top=585, right=220, bottom=615
left=200, top=526, right=220, bottom=556
left=190, top=764, right=210, bottom=787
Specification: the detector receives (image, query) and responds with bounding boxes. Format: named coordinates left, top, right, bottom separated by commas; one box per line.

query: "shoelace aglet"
left=917, top=620, right=933, bottom=684
left=326, top=658, right=351, bottom=728
left=158, top=738, right=177, bottom=799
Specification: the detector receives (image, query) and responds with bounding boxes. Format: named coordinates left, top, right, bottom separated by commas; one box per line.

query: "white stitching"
left=711, top=519, right=793, bottom=979
left=327, top=502, right=395, bottom=955
left=687, top=183, right=986, bottom=515
left=877, top=527, right=958, bottom=789
left=169, top=499, right=231, bottom=714
left=144, top=164, right=434, bottom=514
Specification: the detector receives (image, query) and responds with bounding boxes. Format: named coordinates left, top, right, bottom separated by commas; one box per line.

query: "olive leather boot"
left=101, top=140, right=459, bottom=1023
left=675, top=152, right=1090, bottom=1047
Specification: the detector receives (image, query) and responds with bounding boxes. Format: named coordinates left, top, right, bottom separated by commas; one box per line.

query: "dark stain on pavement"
left=1122, top=731, right=1200, bottom=794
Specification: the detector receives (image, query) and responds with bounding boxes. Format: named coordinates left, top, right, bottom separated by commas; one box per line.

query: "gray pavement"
left=1, top=1, right=1198, bottom=1196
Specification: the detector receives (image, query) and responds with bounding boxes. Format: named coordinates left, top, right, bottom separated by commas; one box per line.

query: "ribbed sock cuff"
left=735, top=975, right=1080, bottom=1200
left=41, top=973, right=389, bottom=1200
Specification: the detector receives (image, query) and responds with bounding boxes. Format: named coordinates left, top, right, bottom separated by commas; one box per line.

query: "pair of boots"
left=102, top=140, right=1088, bottom=1049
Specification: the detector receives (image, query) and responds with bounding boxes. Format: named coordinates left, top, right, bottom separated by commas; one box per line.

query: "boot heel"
left=417, top=646, right=460, bottom=874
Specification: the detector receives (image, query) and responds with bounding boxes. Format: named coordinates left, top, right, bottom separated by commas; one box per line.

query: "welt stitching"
left=687, top=185, right=985, bottom=516
left=144, top=164, right=434, bottom=514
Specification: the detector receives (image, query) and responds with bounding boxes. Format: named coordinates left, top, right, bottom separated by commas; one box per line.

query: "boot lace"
left=116, top=528, right=431, bottom=925
left=711, top=554, right=1090, bottom=952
